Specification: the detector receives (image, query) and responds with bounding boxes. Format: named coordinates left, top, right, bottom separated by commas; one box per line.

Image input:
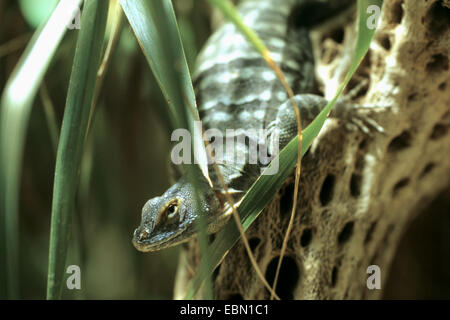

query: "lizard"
left=132, top=0, right=381, bottom=252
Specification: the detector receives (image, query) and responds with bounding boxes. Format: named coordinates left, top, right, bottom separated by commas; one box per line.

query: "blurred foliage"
left=19, top=0, right=59, bottom=29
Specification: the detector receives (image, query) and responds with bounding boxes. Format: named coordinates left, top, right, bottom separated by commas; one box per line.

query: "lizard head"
left=132, top=175, right=221, bottom=252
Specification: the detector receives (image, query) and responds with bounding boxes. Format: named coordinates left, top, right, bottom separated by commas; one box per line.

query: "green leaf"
left=120, top=0, right=209, bottom=182
left=120, top=0, right=214, bottom=299
left=0, top=0, right=83, bottom=299
left=46, top=0, right=108, bottom=300
left=19, top=0, right=59, bottom=29
left=185, top=0, right=383, bottom=299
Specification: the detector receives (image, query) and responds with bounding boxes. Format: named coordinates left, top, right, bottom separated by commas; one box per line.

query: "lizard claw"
left=334, top=99, right=385, bottom=136
left=345, top=109, right=385, bottom=136
left=340, top=78, right=370, bottom=103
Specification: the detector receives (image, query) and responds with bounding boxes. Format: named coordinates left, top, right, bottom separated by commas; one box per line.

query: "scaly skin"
left=133, top=0, right=363, bottom=252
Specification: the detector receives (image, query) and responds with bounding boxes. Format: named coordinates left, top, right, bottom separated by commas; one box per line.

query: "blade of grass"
left=185, top=0, right=382, bottom=299
left=120, top=0, right=214, bottom=299
left=88, top=0, right=123, bottom=134
left=0, top=0, right=83, bottom=299
left=39, top=83, right=59, bottom=154
left=46, top=0, right=108, bottom=300
left=120, top=0, right=209, bottom=185
left=0, top=33, right=31, bottom=59
left=74, top=0, right=123, bottom=300
left=79, top=0, right=123, bottom=205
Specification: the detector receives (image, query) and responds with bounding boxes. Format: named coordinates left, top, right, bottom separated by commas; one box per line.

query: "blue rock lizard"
left=133, top=0, right=380, bottom=252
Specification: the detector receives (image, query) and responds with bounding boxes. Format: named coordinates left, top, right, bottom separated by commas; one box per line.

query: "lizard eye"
left=166, top=203, right=178, bottom=219
left=155, top=199, right=181, bottom=227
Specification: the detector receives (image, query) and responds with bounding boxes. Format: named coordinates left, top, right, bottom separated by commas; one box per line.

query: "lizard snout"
left=134, top=227, right=151, bottom=242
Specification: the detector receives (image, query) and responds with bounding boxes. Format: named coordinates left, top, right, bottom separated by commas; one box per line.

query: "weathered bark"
left=175, top=0, right=450, bottom=299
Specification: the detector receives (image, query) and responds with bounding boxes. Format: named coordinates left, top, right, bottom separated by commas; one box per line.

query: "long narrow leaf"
left=185, top=0, right=383, bottom=298
left=120, top=0, right=209, bottom=183
left=46, top=0, right=108, bottom=300
left=120, top=0, right=214, bottom=298
left=0, top=0, right=83, bottom=299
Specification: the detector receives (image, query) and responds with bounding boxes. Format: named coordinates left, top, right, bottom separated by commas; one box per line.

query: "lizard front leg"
left=267, top=94, right=384, bottom=155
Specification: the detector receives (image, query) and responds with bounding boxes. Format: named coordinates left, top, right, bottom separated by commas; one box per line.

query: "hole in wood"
left=320, top=174, right=335, bottom=206
left=338, top=221, right=354, bottom=245
left=430, top=123, right=449, bottom=140
left=249, top=237, right=261, bottom=252
left=328, top=27, right=345, bottom=44
left=393, top=178, right=410, bottom=196
left=265, top=256, right=300, bottom=300
left=389, top=0, right=404, bottom=24
left=420, top=162, right=436, bottom=177
left=300, top=228, right=313, bottom=247
left=425, top=0, right=450, bottom=37
left=426, top=54, right=449, bottom=74
left=387, top=131, right=411, bottom=152
left=331, top=266, right=339, bottom=287
left=350, top=173, right=362, bottom=198
left=359, top=138, right=368, bottom=150
left=280, top=183, right=295, bottom=217
left=407, top=93, right=417, bottom=101
left=379, top=35, right=391, bottom=50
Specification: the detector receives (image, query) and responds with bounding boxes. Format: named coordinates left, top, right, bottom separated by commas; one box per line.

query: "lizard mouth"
left=132, top=225, right=193, bottom=252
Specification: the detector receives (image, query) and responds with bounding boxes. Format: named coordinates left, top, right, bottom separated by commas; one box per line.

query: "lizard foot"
left=334, top=101, right=385, bottom=136
left=344, top=108, right=385, bottom=136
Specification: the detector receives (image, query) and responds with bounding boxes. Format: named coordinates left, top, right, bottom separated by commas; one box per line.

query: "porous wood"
left=174, top=0, right=450, bottom=299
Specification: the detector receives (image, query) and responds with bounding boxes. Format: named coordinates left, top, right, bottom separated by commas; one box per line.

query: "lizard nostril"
left=138, top=228, right=151, bottom=241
